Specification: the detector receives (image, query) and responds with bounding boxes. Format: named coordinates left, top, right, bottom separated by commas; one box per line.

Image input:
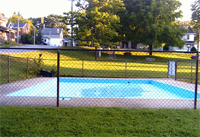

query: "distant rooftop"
left=42, top=28, right=63, bottom=35
left=6, top=22, right=27, bottom=28
left=13, top=23, right=27, bottom=28
left=187, top=29, right=195, bottom=33
left=0, top=13, right=7, bottom=21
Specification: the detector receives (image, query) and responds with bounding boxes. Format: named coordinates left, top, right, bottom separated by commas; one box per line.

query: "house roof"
left=12, top=23, right=27, bottom=28
left=42, top=28, right=63, bottom=35
left=63, top=37, right=69, bottom=42
left=187, top=29, right=195, bottom=33
left=186, top=41, right=196, bottom=44
left=6, top=22, right=13, bottom=28
left=0, top=25, right=16, bottom=32
left=6, top=22, right=27, bottom=29
left=0, top=13, right=7, bottom=21
left=0, top=25, right=7, bottom=31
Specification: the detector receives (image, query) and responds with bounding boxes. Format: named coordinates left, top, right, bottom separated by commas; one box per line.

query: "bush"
left=124, top=52, right=131, bottom=56
left=21, top=34, right=33, bottom=44
left=4, top=41, right=11, bottom=45
left=12, top=41, right=17, bottom=44
left=191, top=47, right=197, bottom=51
left=29, top=54, right=43, bottom=76
left=50, top=67, right=57, bottom=77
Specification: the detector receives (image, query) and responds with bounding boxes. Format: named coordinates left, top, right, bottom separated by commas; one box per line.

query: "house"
left=42, top=28, right=63, bottom=46
left=0, top=13, right=16, bottom=43
left=7, top=22, right=29, bottom=42
left=118, top=41, right=154, bottom=50
left=169, top=27, right=198, bottom=51
left=63, top=37, right=70, bottom=46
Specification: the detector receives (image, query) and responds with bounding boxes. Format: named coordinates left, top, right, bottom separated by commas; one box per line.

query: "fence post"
left=26, top=57, right=29, bottom=79
left=8, top=55, right=10, bottom=83
left=82, top=59, right=84, bottom=76
left=167, top=60, right=169, bottom=78
left=175, top=60, right=177, bottom=80
left=194, top=52, right=199, bottom=109
left=57, top=47, right=60, bottom=107
left=191, top=60, right=193, bottom=83
left=95, top=47, right=98, bottom=60
left=125, top=60, right=127, bottom=78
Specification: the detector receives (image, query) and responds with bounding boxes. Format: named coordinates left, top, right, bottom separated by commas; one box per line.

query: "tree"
left=44, top=14, right=69, bottom=37
left=191, top=0, right=200, bottom=42
left=8, top=12, right=36, bottom=40
left=36, top=29, right=43, bottom=44
left=120, top=0, right=187, bottom=55
left=29, top=15, right=69, bottom=43
left=28, top=17, right=45, bottom=44
left=21, top=34, right=33, bottom=44
left=74, top=0, right=125, bottom=48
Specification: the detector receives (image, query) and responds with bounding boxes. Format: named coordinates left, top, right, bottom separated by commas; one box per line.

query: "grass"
left=1, top=106, right=200, bottom=136
left=0, top=48, right=199, bottom=136
left=0, top=55, right=36, bottom=84
left=1, top=46, right=199, bottom=84
left=0, top=43, right=23, bottom=47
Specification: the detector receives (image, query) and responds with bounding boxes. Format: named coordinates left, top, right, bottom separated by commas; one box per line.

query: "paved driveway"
left=0, top=45, right=59, bottom=53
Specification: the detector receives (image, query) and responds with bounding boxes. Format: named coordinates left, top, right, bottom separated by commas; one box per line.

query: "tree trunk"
left=149, top=44, right=153, bottom=56
left=95, top=46, right=97, bottom=60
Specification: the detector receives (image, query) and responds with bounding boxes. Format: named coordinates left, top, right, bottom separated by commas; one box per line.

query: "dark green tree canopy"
left=29, top=15, right=69, bottom=37
left=21, top=34, right=33, bottom=44
left=191, top=0, right=200, bottom=42
left=73, top=0, right=125, bottom=47
left=118, top=0, right=187, bottom=55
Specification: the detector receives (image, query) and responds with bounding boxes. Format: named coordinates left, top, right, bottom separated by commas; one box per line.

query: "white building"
left=169, top=28, right=198, bottom=52
left=42, top=28, right=63, bottom=47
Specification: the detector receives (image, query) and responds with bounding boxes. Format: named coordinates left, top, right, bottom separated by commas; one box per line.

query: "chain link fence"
left=0, top=47, right=199, bottom=109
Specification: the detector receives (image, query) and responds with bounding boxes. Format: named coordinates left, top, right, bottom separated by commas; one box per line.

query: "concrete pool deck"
left=0, top=77, right=199, bottom=109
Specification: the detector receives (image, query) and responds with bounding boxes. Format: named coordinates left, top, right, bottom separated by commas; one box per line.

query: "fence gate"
left=168, top=60, right=177, bottom=80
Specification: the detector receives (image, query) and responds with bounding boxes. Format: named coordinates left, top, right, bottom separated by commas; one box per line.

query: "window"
left=187, top=35, right=190, bottom=40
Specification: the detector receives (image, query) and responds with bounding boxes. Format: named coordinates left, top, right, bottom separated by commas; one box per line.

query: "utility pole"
left=70, top=0, right=74, bottom=46
left=17, top=18, right=19, bottom=44
left=198, top=30, right=200, bottom=52
left=34, top=27, right=35, bottom=45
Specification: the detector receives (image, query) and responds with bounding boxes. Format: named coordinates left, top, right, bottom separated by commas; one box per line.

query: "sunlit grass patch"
left=1, top=106, right=200, bottom=137
left=5, top=51, right=76, bottom=60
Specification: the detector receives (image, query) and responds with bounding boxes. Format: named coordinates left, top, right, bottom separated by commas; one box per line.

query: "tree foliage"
left=29, top=15, right=69, bottom=37
left=119, top=0, right=186, bottom=55
left=69, top=0, right=187, bottom=54
left=74, top=0, right=125, bottom=47
left=44, top=14, right=69, bottom=37
left=21, top=33, right=33, bottom=44
left=28, top=17, right=44, bottom=44
left=191, top=0, right=200, bottom=42
left=8, top=12, right=35, bottom=36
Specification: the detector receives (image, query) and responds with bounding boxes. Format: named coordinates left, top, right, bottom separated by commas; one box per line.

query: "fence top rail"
left=0, top=54, right=170, bottom=62
left=0, top=47, right=199, bottom=54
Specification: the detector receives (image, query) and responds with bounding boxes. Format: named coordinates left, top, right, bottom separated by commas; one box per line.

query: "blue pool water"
left=7, top=78, right=200, bottom=100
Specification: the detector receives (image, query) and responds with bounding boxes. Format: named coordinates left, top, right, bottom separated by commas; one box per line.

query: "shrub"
left=12, top=41, right=17, bottom=44
left=29, top=54, right=43, bottom=76
left=21, top=34, right=33, bottom=44
left=50, top=65, right=57, bottom=77
left=191, top=47, right=197, bottom=51
left=4, top=41, right=11, bottom=45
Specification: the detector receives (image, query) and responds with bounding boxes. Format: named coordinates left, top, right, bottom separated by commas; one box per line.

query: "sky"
left=0, top=0, right=195, bottom=21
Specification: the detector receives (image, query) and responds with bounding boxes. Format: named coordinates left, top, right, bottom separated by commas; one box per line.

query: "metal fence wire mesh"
left=0, top=47, right=199, bottom=109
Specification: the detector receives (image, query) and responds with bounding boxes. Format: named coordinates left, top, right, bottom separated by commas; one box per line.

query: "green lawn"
left=1, top=106, right=199, bottom=136
left=1, top=48, right=200, bottom=136
left=0, top=46, right=199, bottom=84
left=0, top=43, right=23, bottom=47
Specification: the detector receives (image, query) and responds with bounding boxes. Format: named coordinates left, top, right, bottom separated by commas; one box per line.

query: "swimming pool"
left=6, top=78, right=200, bottom=100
